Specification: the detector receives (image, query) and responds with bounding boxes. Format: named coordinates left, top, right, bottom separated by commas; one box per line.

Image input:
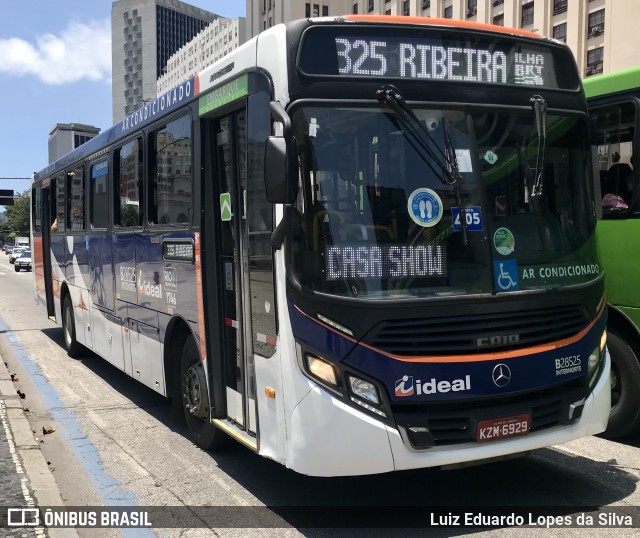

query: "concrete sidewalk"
left=0, top=352, right=78, bottom=538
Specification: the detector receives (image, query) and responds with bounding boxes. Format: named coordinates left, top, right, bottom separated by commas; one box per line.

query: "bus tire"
left=180, top=337, right=226, bottom=450
left=602, top=333, right=640, bottom=438
left=62, top=294, right=81, bottom=358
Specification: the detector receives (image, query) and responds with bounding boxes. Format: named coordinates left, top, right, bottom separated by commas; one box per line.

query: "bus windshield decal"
left=520, top=263, right=601, bottom=285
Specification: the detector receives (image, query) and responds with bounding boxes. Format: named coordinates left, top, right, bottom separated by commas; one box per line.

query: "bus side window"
left=149, top=115, right=192, bottom=226
left=67, top=165, right=85, bottom=232
left=591, top=101, right=637, bottom=214
left=32, top=185, right=42, bottom=234
left=53, top=175, right=66, bottom=233
left=90, top=160, right=109, bottom=229
left=114, top=138, right=144, bottom=228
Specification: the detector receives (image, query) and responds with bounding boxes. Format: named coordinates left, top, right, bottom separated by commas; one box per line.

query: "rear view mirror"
left=264, top=136, right=299, bottom=204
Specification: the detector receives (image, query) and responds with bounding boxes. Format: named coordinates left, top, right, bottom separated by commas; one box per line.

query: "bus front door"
left=207, top=109, right=257, bottom=435
left=42, top=184, right=55, bottom=318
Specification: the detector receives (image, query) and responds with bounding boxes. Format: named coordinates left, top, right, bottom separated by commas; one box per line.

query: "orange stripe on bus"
left=33, top=236, right=45, bottom=293
left=342, top=14, right=541, bottom=39
left=194, top=232, right=207, bottom=362
left=294, top=301, right=605, bottom=364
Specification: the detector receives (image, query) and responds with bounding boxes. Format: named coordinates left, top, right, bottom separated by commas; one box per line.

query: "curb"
left=0, top=351, right=79, bottom=538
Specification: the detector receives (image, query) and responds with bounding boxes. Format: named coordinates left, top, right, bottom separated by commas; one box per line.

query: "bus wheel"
left=180, top=337, right=225, bottom=450
left=62, top=294, right=81, bottom=358
left=602, top=333, right=640, bottom=438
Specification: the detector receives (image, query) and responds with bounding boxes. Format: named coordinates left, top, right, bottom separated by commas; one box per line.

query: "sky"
left=0, top=0, right=246, bottom=205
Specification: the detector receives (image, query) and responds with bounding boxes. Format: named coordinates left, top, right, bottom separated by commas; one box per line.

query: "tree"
left=0, top=210, right=7, bottom=246
left=5, top=189, right=30, bottom=237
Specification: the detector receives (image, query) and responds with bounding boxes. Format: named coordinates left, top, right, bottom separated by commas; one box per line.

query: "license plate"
left=476, top=414, right=530, bottom=442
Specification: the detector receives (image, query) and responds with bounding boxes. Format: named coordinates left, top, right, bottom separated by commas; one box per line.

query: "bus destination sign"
left=163, top=241, right=195, bottom=262
left=335, top=38, right=548, bottom=85
left=299, top=28, right=567, bottom=89
left=325, top=244, right=447, bottom=281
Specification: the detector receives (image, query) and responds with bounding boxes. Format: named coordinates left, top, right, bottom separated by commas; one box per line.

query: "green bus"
left=585, top=66, right=640, bottom=437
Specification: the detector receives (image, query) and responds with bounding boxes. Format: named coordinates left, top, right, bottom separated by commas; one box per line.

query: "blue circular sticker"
left=407, top=188, right=443, bottom=227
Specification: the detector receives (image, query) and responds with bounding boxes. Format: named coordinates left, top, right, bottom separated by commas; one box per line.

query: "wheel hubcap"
left=184, top=366, right=205, bottom=416
left=610, top=365, right=621, bottom=410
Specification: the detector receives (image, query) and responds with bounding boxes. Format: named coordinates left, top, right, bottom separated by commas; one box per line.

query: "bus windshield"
left=289, top=104, right=597, bottom=299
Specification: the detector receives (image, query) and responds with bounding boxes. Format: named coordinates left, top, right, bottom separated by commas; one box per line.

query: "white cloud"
left=0, top=19, right=111, bottom=84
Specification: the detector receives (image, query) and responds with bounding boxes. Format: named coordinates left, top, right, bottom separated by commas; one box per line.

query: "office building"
left=246, top=0, right=347, bottom=34
left=48, top=123, right=100, bottom=164
left=157, top=16, right=246, bottom=94
left=245, top=0, right=640, bottom=77
left=112, top=0, right=217, bottom=123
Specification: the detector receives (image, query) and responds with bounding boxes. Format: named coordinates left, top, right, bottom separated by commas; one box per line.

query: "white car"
left=9, top=247, right=25, bottom=264
left=14, top=250, right=32, bottom=272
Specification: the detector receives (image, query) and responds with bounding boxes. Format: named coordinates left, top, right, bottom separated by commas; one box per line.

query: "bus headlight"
left=347, top=375, right=387, bottom=418
left=295, top=344, right=389, bottom=420
left=348, top=375, right=380, bottom=405
left=306, top=355, right=338, bottom=387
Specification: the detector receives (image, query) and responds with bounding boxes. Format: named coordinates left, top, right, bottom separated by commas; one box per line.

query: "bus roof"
left=583, top=66, right=640, bottom=99
left=342, top=14, right=541, bottom=39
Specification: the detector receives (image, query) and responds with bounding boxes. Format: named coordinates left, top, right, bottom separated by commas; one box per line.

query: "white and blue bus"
left=32, top=15, right=610, bottom=476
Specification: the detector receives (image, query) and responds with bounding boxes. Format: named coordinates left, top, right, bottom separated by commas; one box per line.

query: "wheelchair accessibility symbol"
left=494, top=260, right=520, bottom=292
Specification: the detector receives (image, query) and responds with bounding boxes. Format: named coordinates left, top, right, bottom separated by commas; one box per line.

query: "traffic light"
left=0, top=189, right=14, bottom=206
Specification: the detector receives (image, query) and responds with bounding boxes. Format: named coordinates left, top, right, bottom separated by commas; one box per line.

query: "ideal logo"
left=395, top=375, right=471, bottom=397
left=137, top=269, right=162, bottom=299
left=395, top=375, right=415, bottom=397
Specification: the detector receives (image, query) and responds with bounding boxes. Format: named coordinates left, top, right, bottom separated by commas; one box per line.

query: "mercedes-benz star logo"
left=492, top=363, right=512, bottom=387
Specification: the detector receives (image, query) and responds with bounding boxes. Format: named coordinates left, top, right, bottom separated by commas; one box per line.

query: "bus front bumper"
left=286, top=353, right=611, bottom=477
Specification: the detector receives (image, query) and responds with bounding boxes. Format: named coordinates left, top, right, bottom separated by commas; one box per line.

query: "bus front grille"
left=392, top=379, right=585, bottom=448
left=366, top=304, right=588, bottom=356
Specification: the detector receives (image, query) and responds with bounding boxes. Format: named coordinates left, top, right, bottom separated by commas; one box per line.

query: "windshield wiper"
left=444, top=123, right=469, bottom=245
left=516, top=102, right=552, bottom=250
left=376, top=84, right=468, bottom=244
left=530, top=95, right=547, bottom=198
left=516, top=143, right=534, bottom=192
left=376, top=85, right=460, bottom=184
